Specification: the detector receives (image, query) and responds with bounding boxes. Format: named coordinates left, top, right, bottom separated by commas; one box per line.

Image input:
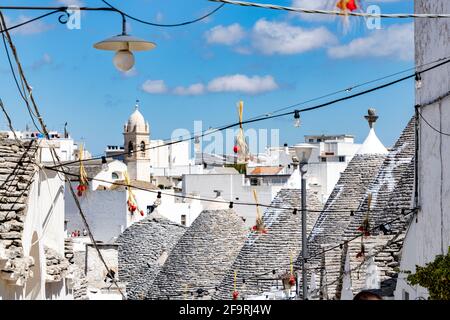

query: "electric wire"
left=209, top=0, right=450, bottom=19
left=0, top=13, right=126, bottom=299
left=42, top=163, right=412, bottom=215
left=47, top=55, right=450, bottom=169
left=102, top=0, right=225, bottom=27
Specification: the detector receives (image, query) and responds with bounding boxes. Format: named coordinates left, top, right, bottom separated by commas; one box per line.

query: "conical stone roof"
left=116, top=213, right=186, bottom=300
left=146, top=209, right=247, bottom=299
left=213, top=188, right=323, bottom=300
left=305, top=117, right=416, bottom=299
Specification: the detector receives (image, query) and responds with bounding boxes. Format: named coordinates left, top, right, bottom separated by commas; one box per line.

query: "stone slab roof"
left=302, top=153, right=387, bottom=272
left=147, top=209, right=247, bottom=300
left=0, top=138, right=38, bottom=285
left=309, top=117, right=416, bottom=299
left=116, top=213, right=186, bottom=300
left=213, top=188, right=323, bottom=300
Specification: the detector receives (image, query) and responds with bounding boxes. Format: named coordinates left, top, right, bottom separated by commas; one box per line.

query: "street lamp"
left=93, top=14, right=156, bottom=72
left=293, top=143, right=317, bottom=300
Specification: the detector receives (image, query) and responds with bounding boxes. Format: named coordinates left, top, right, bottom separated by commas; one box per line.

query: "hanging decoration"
left=250, top=189, right=267, bottom=234
left=356, top=193, right=371, bottom=259
left=232, top=270, right=239, bottom=300
left=336, top=0, right=363, bottom=32
left=124, top=171, right=145, bottom=216
left=281, top=253, right=296, bottom=291
left=234, top=100, right=249, bottom=164
left=289, top=252, right=296, bottom=287
left=357, top=193, right=372, bottom=237
left=76, top=143, right=89, bottom=197
left=336, top=0, right=359, bottom=13
left=356, top=243, right=366, bottom=260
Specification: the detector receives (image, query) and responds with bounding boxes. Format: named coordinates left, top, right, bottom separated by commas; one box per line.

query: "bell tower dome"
left=123, top=100, right=151, bottom=181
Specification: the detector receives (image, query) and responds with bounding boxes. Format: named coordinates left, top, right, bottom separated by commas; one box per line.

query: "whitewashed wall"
left=183, top=174, right=281, bottom=226
left=395, top=0, right=450, bottom=300
left=1, top=169, right=68, bottom=300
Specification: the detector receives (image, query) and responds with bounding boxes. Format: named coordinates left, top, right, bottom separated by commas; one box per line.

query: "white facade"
left=248, top=135, right=361, bottom=203
left=395, top=0, right=450, bottom=300
left=0, top=169, right=69, bottom=300
left=0, top=130, right=79, bottom=162
left=65, top=171, right=202, bottom=243
left=183, top=173, right=283, bottom=226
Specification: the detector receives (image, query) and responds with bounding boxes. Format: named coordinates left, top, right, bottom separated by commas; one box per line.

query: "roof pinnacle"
left=364, top=108, right=378, bottom=129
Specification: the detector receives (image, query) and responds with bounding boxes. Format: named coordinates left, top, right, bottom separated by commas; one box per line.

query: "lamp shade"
left=93, top=34, right=156, bottom=52
left=293, top=143, right=317, bottom=163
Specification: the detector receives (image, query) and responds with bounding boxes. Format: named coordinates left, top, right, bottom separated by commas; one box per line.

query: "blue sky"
left=0, top=0, right=416, bottom=155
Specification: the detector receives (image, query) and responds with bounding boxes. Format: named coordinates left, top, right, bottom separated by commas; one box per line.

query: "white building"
left=0, top=137, right=71, bottom=300
left=183, top=170, right=285, bottom=226
left=395, top=0, right=450, bottom=300
left=305, top=134, right=362, bottom=203
left=0, top=129, right=83, bottom=162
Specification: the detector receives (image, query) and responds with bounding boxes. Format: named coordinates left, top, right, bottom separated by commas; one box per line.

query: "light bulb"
left=294, top=110, right=301, bottom=128
left=113, top=49, right=135, bottom=72
left=415, top=73, right=422, bottom=89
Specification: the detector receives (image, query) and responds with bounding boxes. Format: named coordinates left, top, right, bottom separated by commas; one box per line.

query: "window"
left=321, top=157, right=327, bottom=162
left=111, top=172, right=119, bottom=180
left=128, top=141, right=133, bottom=156
left=339, top=156, right=346, bottom=162
left=317, top=138, right=322, bottom=142
left=250, top=178, right=259, bottom=186
left=181, top=214, right=187, bottom=226
left=140, top=141, right=145, bottom=152
left=309, top=139, right=314, bottom=143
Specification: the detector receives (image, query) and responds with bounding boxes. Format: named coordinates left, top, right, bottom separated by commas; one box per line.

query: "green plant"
left=406, top=247, right=450, bottom=300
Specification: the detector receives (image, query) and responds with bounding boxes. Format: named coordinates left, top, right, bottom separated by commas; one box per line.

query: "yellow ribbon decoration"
left=238, top=100, right=244, bottom=130
left=290, top=251, right=294, bottom=276
left=124, top=171, right=137, bottom=206
left=252, top=189, right=261, bottom=220
left=78, top=143, right=88, bottom=186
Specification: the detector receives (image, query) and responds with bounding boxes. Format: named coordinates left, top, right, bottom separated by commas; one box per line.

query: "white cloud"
left=204, top=23, right=246, bottom=45
left=173, top=83, right=205, bottom=96
left=4, top=15, right=53, bottom=35
left=31, top=53, right=53, bottom=70
left=328, top=23, right=413, bottom=61
left=207, top=74, right=278, bottom=94
left=290, top=0, right=336, bottom=22
left=155, top=12, right=164, bottom=23
left=141, top=80, right=168, bottom=94
left=142, top=74, right=278, bottom=96
left=252, top=19, right=337, bottom=55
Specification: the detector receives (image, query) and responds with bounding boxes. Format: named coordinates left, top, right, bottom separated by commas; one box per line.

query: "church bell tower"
left=123, top=100, right=151, bottom=181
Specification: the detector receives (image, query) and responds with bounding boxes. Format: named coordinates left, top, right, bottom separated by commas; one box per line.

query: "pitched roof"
left=0, top=138, right=38, bottom=284
left=116, top=213, right=185, bottom=300
left=213, top=188, right=323, bottom=300
left=333, top=117, right=416, bottom=298
left=146, top=209, right=247, bottom=299
left=304, top=153, right=387, bottom=267
left=308, top=117, right=416, bottom=299
left=248, top=166, right=283, bottom=175
left=356, top=128, right=388, bottom=155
